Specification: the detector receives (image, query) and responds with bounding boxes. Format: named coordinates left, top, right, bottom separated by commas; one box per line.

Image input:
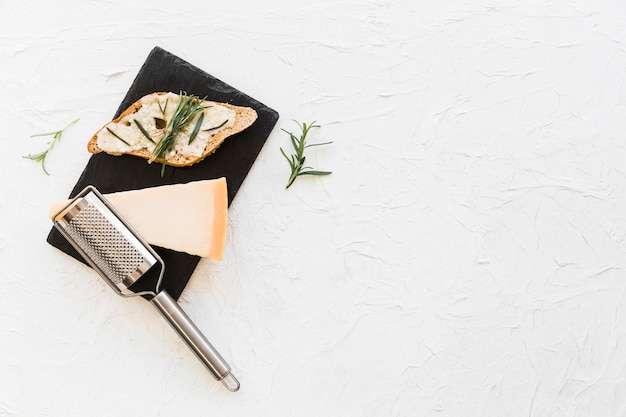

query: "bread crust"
left=88, top=92, right=258, bottom=167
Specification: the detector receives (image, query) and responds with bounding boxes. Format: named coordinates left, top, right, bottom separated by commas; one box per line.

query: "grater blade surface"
left=53, top=187, right=160, bottom=295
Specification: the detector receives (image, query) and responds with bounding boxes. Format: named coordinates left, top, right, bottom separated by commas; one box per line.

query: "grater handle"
left=150, top=290, right=240, bottom=392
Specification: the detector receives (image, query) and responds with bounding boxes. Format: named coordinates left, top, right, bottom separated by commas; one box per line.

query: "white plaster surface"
left=2, top=0, right=626, bottom=415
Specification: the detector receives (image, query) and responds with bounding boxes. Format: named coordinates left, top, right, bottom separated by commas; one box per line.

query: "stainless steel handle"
left=150, top=291, right=240, bottom=392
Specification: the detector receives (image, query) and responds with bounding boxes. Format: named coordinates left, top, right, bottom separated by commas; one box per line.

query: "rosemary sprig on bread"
left=149, top=93, right=207, bottom=175
left=88, top=92, right=258, bottom=175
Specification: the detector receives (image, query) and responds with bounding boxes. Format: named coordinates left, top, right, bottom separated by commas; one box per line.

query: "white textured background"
left=1, top=0, right=626, bottom=415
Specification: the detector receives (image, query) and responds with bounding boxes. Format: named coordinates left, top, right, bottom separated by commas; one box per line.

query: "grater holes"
left=65, top=204, right=146, bottom=285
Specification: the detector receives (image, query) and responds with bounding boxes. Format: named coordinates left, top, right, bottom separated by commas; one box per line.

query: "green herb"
left=280, top=120, right=332, bottom=189
left=106, top=127, right=131, bottom=146
left=151, top=92, right=208, bottom=176
left=134, top=119, right=155, bottom=143
left=158, top=97, right=169, bottom=116
left=23, top=118, right=79, bottom=175
left=203, top=119, right=228, bottom=132
left=187, top=112, right=204, bottom=145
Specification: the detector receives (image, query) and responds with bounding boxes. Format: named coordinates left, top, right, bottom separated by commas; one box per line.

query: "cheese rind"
left=49, top=179, right=228, bottom=259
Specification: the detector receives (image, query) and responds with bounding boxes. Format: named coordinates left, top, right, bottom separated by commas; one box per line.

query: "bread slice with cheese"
left=88, top=92, right=258, bottom=167
left=49, top=179, right=229, bottom=259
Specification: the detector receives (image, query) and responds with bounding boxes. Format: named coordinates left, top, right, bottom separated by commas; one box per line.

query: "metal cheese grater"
left=53, top=185, right=240, bottom=392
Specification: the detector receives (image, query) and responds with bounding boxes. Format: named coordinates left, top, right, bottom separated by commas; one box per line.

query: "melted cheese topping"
left=96, top=92, right=236, bottom=159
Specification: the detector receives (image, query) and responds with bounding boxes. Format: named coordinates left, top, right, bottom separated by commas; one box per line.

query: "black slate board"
left=47, top=46, right=279, bottom=300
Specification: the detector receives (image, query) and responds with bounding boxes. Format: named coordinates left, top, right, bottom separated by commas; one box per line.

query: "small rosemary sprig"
left=23, top=118, right=79, bottom=175
left=151, top=92, right=207, bottom=176
left=280, top=120, right=332, bottom=189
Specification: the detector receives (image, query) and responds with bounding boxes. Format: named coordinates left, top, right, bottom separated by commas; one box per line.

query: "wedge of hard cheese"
left=49, top=178, right=228, bottom=259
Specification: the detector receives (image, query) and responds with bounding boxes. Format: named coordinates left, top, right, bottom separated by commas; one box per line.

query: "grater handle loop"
left=150, top=290, right=239, bottom=391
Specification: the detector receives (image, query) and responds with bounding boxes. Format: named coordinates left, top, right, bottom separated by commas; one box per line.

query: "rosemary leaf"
left=23, top=150, right=48, bottom=162
left=290, top=134, right=299, bottom=152
left=202, top=118, right=228, bottom=132
left=305, top=141, right=334, bottom=148
left=30, top=131, right=61, bottom=138
left=134, top=119, right=155, bottom=143
left=106, top=127, right=131, bottom=146
left=23, top=150, right=50, bottom=175
left=298, top=170, right=332, bottom=176
left=158, top=98, right=169, bottom=116
left=188, top=112, right=204, bottom=145
left=280, top=147, right=295, bottom=169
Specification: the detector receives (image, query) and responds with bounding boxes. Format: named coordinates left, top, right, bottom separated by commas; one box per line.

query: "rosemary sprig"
left=151, top=92, right=207, bottom=175
left=23, top=118, right=79, bottom=175
left=280, top=120, right=332, bottom=189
